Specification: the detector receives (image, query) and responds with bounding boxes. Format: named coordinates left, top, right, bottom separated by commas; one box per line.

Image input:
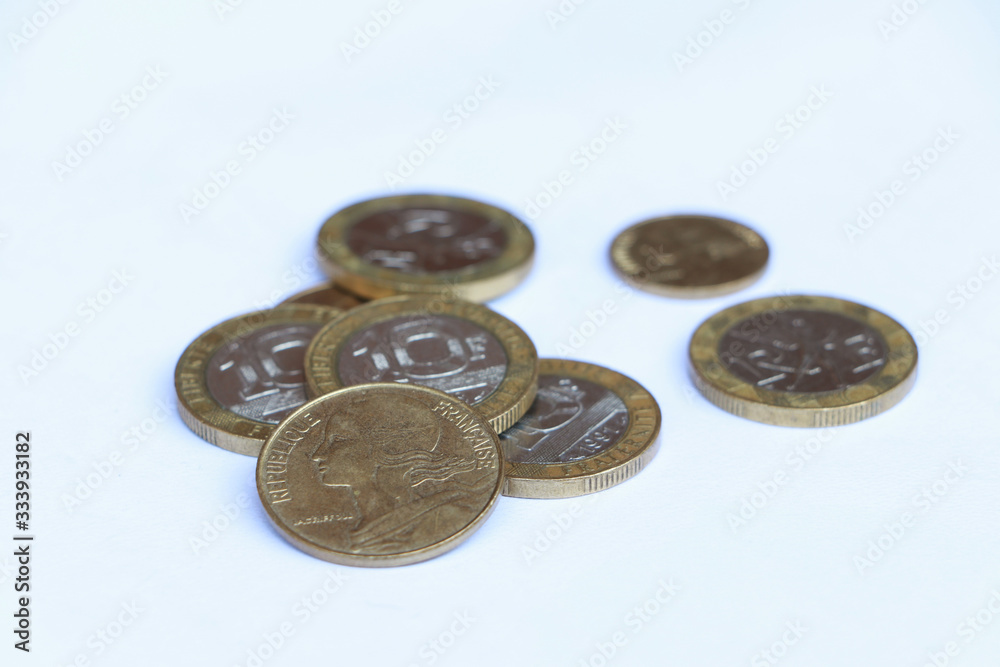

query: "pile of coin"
left=175, top=195, right=917, bottom=567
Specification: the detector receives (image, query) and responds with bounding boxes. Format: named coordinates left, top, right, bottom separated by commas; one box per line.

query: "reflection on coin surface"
left=502, top=359, right=661, bottom=499
left=316, top=194, right=534, bottom=302
left=256, top=383, right=503, bottom=567
left=610, top=214, right=768, bottom=298
left=281, top=282, right=365, bottom=310
left=689, top=295, right=918, bottom=427
left=305, top=296, right=538, bottom=433
left=175, top=304, right=342, bottom=456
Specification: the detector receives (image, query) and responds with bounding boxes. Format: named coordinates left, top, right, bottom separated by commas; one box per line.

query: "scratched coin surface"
left=305, top=296, right=538, bottom=433
left=281, top=282, right=365, bottom=310
left=256, top=383, right=503, bottom=567
left=316, top=194, right=535, bottom=302
left=501, top=359, right=661, bottom=499
left=689, top=295, right=918, bottom=427
left=175, top=304, right=342, bottom=456
left=610, top=214, right=769, bottom=298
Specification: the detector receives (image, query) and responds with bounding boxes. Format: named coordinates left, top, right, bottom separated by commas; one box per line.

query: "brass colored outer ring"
left=689, top=295, right=918, bottom=427
left=610, top=214, right=769, bottom=299
left=304, top=296, right=538, bottom=434
left=316, top=194, right=535, bottom=302
left=502, top=359, right=662, bottom=499
left=175, top=304, right=343, bottom=456
left=256, top=383, right=504, bottom=567
left=280, top=281, right=366, bottom=310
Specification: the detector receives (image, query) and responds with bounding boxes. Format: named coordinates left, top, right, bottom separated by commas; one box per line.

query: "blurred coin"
left=316, top=193, right=534, bottom=301
left=305, top=295, right=537, bottom=433
left=281, top=282, right=365, bottom=310
left=689, top=295, right=918, bottom=427
left=611, top=214, right=768, bottom=298
left=257, top=383, right=503, bottom=567
left=501, top=359, right=661, bottom=499
left=175, top=304, right=342, bottom=455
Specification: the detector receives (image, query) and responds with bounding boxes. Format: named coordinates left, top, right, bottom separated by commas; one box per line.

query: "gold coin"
left=175, top=304, right=342, bottom=456
left=689, top=295, right=918, bottom=427
left=610, top=214, right=769, bottom=298
left=501, top=359, right=661, bottom=499
left=316, top=193, right=535, bottom=302
left=305, top=296, right=538, bottom=434
left=280, top=282, right=366, bottom=310
left=256, top=383, right=503, bottom=567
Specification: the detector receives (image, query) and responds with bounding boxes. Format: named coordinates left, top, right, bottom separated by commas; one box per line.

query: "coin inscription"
left=346, top=208, right=506, bottom=274
left=502, top=374, right=628, bottom=464
left=336, top=314, right=508, bottom=406
left=718, top=310, right=887, bottom=393
left=205, top=323, right=321, bottom=424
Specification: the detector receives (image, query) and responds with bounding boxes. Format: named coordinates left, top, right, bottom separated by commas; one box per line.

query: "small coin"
left=689, top=295, right=918, bottom=427
left=256, top=383, right=503, bottom=567
left=316, top=193, right=535, bottom=302
left=610, top=214, right=769, bottom=298
left=500, top=359, right=661, bottom=499
left=304, top=295, right=538, bottom=434
left=281, top=282, right=365, bottom=310
left=175, top=304, right=342, bottom=456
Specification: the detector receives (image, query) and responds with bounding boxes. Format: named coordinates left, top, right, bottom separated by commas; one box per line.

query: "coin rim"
left=174, top=304, right=343, bottom=456
left=279, top=281, right=366, bottom=310
left=316, top=193, right=535, bottom=302
left=688, top=294, right=918, bottom=427
left=501, top=359, right=662, bottom=499
left=610, top=214, right=769, bottom=299
left=304, top=295, right=538, bottom=434
left=255, top=383, right=504, bottom=567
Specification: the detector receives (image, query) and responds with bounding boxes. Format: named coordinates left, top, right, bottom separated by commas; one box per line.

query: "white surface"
left=3, top=1, right=1000, bottom=665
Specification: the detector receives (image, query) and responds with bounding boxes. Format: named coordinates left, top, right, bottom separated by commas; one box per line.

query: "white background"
left=2, top=1, right=1000, bottom=666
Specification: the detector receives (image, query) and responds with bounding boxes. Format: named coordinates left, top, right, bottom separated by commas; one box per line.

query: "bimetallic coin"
left=611, top=214, right=769, bottom=298
left=316, top=194, right=535, bottom=302
left=501, top=359, right=661, bottom=499
left=305, top=296, right=538, bottom=433
left=281, top=282, right=365, bottom=310
left=175, top=304, right=342, bottom=456
left=689, top=295, right=918, bottom=427
left=256, top=383, right=503, bottom=567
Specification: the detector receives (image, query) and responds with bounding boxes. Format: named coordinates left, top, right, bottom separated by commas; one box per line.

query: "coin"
left=175, top=304, right=342, bottom=456
left=281, top=282, right=365, bottom=310
left=689, top=295, right=918, bottom=427
left=610, top=214, right=769, bottom=298
left=316, top=193, right=535, bottom=302
left=305, top=296, right=538, bottom=433
left=256, top=383, right=503, bottom=567
left=500, top=359, right=661, bottom=499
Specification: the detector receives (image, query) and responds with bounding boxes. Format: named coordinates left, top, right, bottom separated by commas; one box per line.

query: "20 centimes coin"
left=689, top=295, right=918, bottom=427
left=500, top=359, right=661, bottom=499
left=610, top=214, right=769, bottom=298
left=175, top=304, right=343, bottom=456
left=256, top=383, right=503, bottom=567
left=304, top=296, right=538, bottom=434
left=280, top=282, right=365, bottom=310
left=316, top=193, right=535, bottom=302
